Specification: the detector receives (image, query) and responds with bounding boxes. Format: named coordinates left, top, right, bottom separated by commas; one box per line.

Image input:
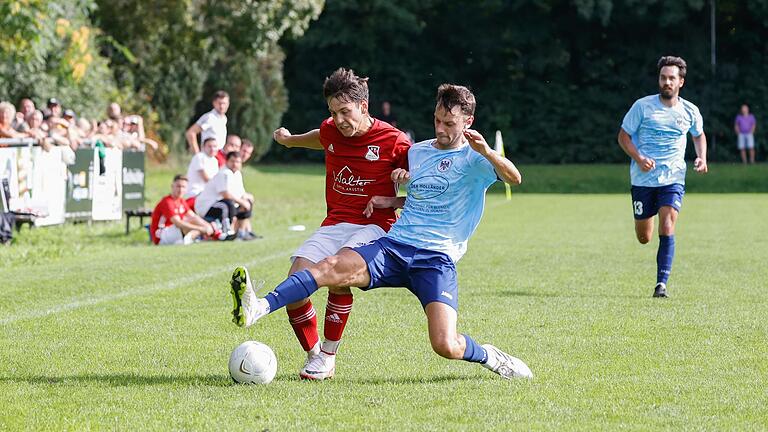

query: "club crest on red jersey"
left=365, top=145, right=380, bottom=161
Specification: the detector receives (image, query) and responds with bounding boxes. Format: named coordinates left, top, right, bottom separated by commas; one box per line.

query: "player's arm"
left=617, top=128, right=655, bottom=172
left=198, top=168, right=211, bottom=182
left=185, top=123, right=202, bottom=154
left=692, top=132, right=708, bottom=173
left=170, top=214, right=211, bottom=235
left=463, top=129, right=522, bottom=185
left=184, top=211, right=216, bottom=234
left=221, top=191, right=251, bottom=210
left=363, top=196, right=406, bottom=218
left=273, top=127, right=323, bottom=150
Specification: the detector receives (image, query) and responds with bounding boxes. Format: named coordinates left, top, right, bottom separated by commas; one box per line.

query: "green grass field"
left=1, top=164, right=767, bottom=430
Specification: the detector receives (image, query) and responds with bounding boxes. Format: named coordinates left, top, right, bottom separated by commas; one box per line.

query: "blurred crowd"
left=0, top=98, right=157, bottom=152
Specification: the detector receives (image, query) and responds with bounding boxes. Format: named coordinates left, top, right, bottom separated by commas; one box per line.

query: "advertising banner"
left=122, top=150, right=145, bottom=212
left=92, top=148, right=123, bottom=221
left=66, top=148, right=95, bottom=220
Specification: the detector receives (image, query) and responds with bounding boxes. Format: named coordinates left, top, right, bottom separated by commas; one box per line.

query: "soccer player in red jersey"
left=150, top=175, right=218, bottom=245
left=255, top=68, right=410, bottom=380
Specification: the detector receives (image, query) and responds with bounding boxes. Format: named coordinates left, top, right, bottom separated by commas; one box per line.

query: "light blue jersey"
left=387, top=140, right=498, bottom=262
left=621, top=94, right=703, bottom=187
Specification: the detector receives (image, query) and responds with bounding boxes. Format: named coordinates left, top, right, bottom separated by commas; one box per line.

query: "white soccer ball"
left=228, top=341, right=277, bottom=384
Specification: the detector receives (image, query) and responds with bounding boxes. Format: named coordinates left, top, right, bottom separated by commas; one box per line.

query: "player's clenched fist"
left=637, top=155, right=656, bottom=172
left=391, top=168, right=410, bottom=184
left=273, top=127, right=291, bottom=145
left=463, top=129, right=491, bottom=155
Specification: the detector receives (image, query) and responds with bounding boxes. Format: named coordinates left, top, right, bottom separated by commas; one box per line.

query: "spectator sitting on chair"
left=194, top=151, right=260, bottom=241
left=150, top=174, right=220, bottom=245
left=185, top=137, right=219, bottom=202
left=216, top=134, right=241, bottom=167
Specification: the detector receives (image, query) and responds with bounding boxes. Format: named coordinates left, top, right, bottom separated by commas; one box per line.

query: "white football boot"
left=481, top=344, right=533, bottom=379
left=230, top=267, right=268, bottom=327
left=300, top=350, right=336, bottom=381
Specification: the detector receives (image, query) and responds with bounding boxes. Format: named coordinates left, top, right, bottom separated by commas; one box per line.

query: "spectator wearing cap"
left=185, top=90, right=229, bottom=154
left=240, top=139, right=254, bottom=164
left=216, top=134, right=241, bottom=167
left=45, top=98, right=70, bottom=133
left=121, top=115, right=158, bottom=151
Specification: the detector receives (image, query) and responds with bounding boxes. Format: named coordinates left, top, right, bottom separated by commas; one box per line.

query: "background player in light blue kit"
left=617, top=56, right=708, bottom=298
left=229, top=84, right=533, bottom=379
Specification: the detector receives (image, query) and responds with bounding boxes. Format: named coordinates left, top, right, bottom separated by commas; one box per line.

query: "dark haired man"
left=618, top=56, right=708, bottom=298
left=186, top=90, right=230, bottom=154
left=229, top=84, right=533, bottom=380
left=262, top=68, right=410, bottom=380
left=195, top=152, right=257, bottom=241
left=150, top=175, right=218, bottom=245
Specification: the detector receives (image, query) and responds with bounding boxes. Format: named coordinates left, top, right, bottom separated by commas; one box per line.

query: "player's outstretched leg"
left=425, top=302, right=532, bottom=379
left=230, top=251, right=368, bottom=329
left=230, top=267, right=269, bottom=327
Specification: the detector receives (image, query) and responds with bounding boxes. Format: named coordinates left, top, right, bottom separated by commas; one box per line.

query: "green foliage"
left=276, top=0, right=768, bottom=163
left=0, top=0, right=119, bottom=119
left=94, top=0, right=324, bottom=158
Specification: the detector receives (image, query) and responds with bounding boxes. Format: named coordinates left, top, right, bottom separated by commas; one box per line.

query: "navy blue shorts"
left=351, top=237, right=459, bottom=310
left=630, top=183, right=685, bottom=220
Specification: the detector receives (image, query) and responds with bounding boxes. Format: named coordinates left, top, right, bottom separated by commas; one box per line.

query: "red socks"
left=288, top=293, right=354, bottom=355
left=321, top=293, right=353, bottom=354
left=286, top=301, right=319, bottom=352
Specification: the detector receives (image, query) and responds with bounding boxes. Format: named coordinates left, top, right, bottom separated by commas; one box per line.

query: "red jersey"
left=215, top=150, right=226, bottom=167
left=150, top=195, right=191, bottom=244
left=319, top=117, right=410, bottom=231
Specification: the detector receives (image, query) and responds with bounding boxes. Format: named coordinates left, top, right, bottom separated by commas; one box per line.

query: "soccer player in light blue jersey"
left=618, top=56, right=708, bottom=298
left=229, top=84, right=533, bottom=379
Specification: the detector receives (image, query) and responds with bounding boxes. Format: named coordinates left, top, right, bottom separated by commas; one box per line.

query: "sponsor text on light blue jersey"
left=386, top=140, right=498, bottom=262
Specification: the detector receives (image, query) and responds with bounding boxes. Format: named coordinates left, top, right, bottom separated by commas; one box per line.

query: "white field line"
left=1, top=199, right=513, bottom=326
left=0, top=249, right=293, bottom=326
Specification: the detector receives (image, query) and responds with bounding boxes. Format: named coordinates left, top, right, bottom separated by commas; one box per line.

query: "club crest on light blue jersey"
left=386, top=140, right=498, bottom=262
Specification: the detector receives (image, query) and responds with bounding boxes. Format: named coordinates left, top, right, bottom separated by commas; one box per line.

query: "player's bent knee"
left=637, top=235, right=651, bottom=244
left=311, top=255, right=347, bottom=287
left=430, top=337, right=463, bottom=360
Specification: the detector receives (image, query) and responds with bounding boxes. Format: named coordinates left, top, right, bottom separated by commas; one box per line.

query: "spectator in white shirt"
left=185, top=90, right=229, bottom=154
left=194, top=151, right=259, bottom=241
left=185, top=137, right=220, bottom=199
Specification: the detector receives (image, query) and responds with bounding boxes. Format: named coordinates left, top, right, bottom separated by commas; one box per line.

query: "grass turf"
left=1, top=164, right=766, bottom=430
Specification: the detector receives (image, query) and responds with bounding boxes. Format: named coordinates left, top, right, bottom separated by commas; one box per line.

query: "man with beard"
left=617, top=56, right=708, bottom=298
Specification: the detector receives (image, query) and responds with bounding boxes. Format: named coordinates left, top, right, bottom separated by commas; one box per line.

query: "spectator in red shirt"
left=150, top=174, right=219, bottom=245
left=215, top=134, right=242, bottom=167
